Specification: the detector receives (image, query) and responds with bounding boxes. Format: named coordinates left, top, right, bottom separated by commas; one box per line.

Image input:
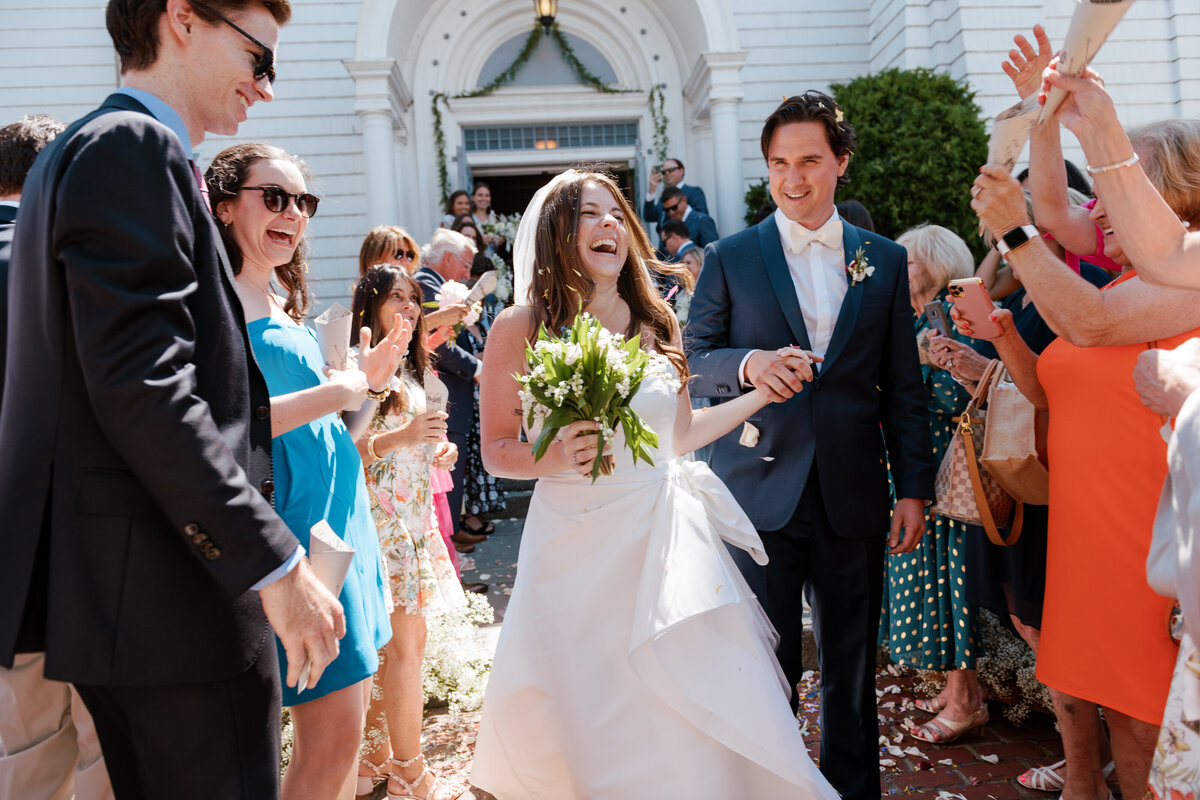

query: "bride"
left=472, top=169, right=838, bottom=799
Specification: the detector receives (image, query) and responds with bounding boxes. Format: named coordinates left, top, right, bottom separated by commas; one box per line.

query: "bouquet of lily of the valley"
left=517, top=313, right=675, bottom=482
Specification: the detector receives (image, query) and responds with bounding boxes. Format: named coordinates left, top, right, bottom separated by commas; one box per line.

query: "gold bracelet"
left=1085, top=152, right=1140, bottom=176
left=367, top=433, right=383, bottom=461
left=365, top=386, right=392, bottom=402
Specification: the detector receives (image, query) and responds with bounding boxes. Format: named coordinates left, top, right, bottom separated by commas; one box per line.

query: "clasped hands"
left=746, top=347, right=823, bottom=403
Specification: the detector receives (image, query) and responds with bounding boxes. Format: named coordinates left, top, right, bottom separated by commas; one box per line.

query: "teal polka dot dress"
left=881, top=294, right=979, bottom=671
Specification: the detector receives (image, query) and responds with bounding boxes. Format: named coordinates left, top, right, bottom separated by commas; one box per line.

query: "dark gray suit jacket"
left=0, top=203, right=16, bottom=399
left=684, top=215, right=934, bottom=535
left=0, top=93, right=296, bottom=684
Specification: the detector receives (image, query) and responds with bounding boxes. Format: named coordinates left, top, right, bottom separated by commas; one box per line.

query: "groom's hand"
left=888, top=498, right=926, bottom=554
left=745, top=349, right=816, bottom=402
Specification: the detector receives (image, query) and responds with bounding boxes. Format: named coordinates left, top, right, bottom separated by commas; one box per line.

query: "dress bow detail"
left=785, top=215, right=842, bottom=254
left=671, top=460, right=768, bottom=565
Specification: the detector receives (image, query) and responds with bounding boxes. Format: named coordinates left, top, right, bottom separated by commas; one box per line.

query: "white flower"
left=564, top=343, right=582, bottom=365
left=435, top=280, right=469, bottom=308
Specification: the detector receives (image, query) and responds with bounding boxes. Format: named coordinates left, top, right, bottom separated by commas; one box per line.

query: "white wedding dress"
left=471, top=369, right=839, bottom=800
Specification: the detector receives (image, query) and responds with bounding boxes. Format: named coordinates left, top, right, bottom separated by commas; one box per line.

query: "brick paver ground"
left=394, top=516, right=1069, bottom=800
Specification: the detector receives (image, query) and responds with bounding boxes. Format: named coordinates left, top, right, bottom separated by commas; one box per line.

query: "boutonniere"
left=846, top=244, right=874, bottom=287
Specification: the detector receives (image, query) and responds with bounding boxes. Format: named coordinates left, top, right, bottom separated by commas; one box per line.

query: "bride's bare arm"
left=480, top=307, right=607, bottom=479
left=672, top=329, right=781, bottom=456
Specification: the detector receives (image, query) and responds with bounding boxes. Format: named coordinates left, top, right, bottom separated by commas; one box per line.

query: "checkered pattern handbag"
left=932, top=359, right=1023, bottom=546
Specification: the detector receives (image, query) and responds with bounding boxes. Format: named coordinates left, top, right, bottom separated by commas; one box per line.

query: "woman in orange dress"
left=965, top=120, right=1200, bottom=798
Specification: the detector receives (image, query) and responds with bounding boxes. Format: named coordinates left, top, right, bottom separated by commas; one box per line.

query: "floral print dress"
left=1148, top=631, right=1200, bottom=798
left=365, top=374, right=465, bottom=617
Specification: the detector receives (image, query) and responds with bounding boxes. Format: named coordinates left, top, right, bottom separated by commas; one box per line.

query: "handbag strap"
left=966, top=359, right=1002, bottom=414
left=960, top=410, right=1024, bottom=546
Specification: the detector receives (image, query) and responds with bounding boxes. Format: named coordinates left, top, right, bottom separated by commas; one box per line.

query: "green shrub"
left=744, top=178, right=771, bottom=228
left=832, top=68, right=989, bottom=259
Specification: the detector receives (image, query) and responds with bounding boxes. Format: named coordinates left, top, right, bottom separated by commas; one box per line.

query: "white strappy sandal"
left=387, top=753, right=474, bottom=800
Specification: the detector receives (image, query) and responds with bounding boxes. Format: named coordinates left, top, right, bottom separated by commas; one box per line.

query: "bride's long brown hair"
left=529, top=171, right=692, bottom=386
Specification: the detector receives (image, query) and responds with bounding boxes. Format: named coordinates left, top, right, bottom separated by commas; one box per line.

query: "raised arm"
left=972, top=165, right=1200, bottom=346
left=1044, top=66, right=1200, bottom=289
left=1002, top=25, right=1097, bottom=255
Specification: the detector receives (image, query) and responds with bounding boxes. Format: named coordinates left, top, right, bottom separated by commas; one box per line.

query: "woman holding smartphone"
left=881, top=224, right=986, bottom=743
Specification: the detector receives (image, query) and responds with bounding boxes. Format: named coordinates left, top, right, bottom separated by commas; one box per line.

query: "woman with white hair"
left=881, top=224, right=988, bottom=743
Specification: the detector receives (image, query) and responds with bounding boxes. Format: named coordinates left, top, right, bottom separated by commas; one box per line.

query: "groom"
left=685, top=92, right=934, bottom=800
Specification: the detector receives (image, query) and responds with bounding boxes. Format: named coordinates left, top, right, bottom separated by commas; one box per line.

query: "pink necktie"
left=190, top=160, right=212, bottom=213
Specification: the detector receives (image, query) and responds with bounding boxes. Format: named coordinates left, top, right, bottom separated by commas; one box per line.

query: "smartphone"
left=946, top=278, right=1001, bottom=339
left=923, top=301, right=952, bottom=338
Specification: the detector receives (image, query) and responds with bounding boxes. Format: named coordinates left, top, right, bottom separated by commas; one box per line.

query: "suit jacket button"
left=184, top=522, right=199, bottom=536
left=205, top=548, right=221, bottom=560
left=255, top=405, right=270, bottom=421
left=813, top=381, right=822, bottom=392
left=193, top=533, right=208, bottom=545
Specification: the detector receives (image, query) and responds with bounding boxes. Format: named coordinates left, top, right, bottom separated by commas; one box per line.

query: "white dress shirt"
left=738, top=208, right=847, bottom=385
left=775, top=207, right=847, bottom=359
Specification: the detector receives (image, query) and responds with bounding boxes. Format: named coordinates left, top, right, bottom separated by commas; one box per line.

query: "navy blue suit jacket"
left=415, top=266, right=479, bottom=438
left=684, top=214, right=934, bottom=535
left=642, top=183, right=709, bottom=224
left=0, top=203, right=16, bottom=399
left=0, top=94, right=295, bottom=680
left=682, top=209, right=719, bottom=249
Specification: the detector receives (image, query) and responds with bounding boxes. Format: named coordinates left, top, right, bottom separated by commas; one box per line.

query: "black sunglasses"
left=663, top=201, right=683, bottom=213
left=395, top=248, right=417, bottom=262
left=192, top=0, right=276, bottom=85
left=241, top=186, right=319, bottom=217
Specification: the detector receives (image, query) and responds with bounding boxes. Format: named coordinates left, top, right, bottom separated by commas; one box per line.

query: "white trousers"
left=0, top=653, right=112, bottom=800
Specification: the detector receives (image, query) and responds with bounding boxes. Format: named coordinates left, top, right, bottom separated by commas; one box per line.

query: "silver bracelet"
left=1085, top=152, right=1139, bottom=176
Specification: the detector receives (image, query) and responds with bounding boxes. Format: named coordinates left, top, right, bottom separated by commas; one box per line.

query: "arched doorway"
left=347, top=0, right=747, bottom=236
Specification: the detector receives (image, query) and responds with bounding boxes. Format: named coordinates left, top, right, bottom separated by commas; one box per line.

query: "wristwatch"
left=996, top=224, right=1040, bottom=257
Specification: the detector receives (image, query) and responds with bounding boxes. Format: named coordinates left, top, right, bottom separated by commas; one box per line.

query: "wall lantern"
left=533, top=0, right=557, bottom=33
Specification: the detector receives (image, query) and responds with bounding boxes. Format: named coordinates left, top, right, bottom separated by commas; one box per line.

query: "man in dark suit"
left=685, top=92, right=934, bottom=800
left=660, top=186, right=719, bottom=249
left=0, top=1, right=344, bottom=797
left=0, top=113, right=115, bottom=800
left=414, top=228, right=481, bottom=544
left=643, top=156, right=709, bottom=225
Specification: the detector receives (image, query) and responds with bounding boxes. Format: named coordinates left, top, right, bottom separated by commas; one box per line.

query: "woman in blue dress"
left=208, top=143, right=406, bottom=800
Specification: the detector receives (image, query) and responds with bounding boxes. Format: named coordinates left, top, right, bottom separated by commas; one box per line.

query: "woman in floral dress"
left=351, top=265, right=471, bottom=800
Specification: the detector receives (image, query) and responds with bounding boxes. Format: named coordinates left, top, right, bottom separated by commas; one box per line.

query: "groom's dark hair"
left=761, top=91, right=856, bottom=188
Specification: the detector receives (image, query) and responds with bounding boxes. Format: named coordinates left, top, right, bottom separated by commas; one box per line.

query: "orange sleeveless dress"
left=1035, top=272, right=1188, bottom=724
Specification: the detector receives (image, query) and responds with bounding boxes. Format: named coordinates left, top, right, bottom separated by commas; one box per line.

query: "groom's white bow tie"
left=786, top=216, right=843, bottom=254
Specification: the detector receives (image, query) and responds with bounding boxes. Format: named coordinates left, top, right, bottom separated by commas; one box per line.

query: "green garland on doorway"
left=648, top=84, right=668, bottom=165
left=431, top=22, right=667, bottom=204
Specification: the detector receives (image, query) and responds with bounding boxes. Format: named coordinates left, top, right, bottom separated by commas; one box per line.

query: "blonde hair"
left=897, top=224, right=975, bottom=292
left=1128, top=119, right=1200, bottom=227
left=359, top=226, right=421, bottom=275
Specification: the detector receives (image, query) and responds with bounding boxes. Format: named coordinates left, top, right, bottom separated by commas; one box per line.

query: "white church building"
left=3, top=0, right=1198, bottom=305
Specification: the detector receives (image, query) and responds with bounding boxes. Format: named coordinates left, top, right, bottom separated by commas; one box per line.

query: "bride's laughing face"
left=575, top=182, right=629, bottom=284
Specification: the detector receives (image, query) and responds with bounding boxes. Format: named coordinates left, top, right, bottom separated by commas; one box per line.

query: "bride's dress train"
left=471, top=370, right=838, bottom=799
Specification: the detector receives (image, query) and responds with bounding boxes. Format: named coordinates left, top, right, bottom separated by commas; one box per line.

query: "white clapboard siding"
left=3, top=0, right=1199, bottom=293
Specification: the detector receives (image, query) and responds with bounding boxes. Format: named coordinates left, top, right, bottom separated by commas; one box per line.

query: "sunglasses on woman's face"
left=240, top=186, right=320, bottom=218
left=395, top=248, right=416, bottom=262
